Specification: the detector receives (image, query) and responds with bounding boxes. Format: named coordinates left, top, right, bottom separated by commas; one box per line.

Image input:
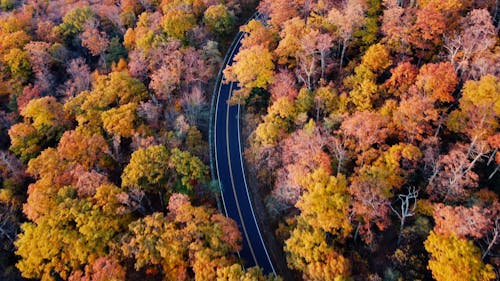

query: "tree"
left=80, top=19, right=110, bottom=57
left=415, top=62, right=458, bottom=103
left=274, top=17, right=306, bottom=65
left=269, top=69, right=298, bottom=102
left=216, top=264, right=280, bottom=281
left=23, top=41, right=54, bottom=91
left=55, top=6, right=95, bottom=40
left=361, top=43, right=392, bottom=73
left=161, top=8, right=196, bottom=41
left=343, top=64, right=378, bottom=111
left=447, top=75, right=499, bottom=144
left=444, top=9, right=496, bottom=74
left=9, top=97, right=71, bottom=162
left=296, top=169, right=352, bottom=240
left=57, top=130, right=110, bottom=170
left=168, top=148, right=208, bottom=191
left=240, top=19, right=275, bottom=50
left=432, top=204, right=496, bottom=239
left=69, top=256, right=126, bottom=281
left=426, top=143, right=480, bottom=203
left=342, top=111, right=390, bottom=151
left=424, top=231, right=495, bottom=281
left=328, top=0, right=366, bottom=69
left=101, top=102, right=140, bottom=138
left=285, top=218, right=351, bottom=281
left=63, top=58, right=91, bottom=99
left=121, top=145, right=170, bottom=191
left=272, top=122, right=331, bottom=206
left=16, top=185, right=131, bottom=281
left=390, top=186, right=418, bottom=244
left=258, top=0, right=300, bottom=29
left=383, top=61, right=418, bottom=97
left=122, top=194, right=242, bottom=280
left=203, top=4, right=235, bottom=36
left=409, top=7, right=446, bottom=58
left=223, top=44, right=274, bottom=100
left=380, top=0, right=412, bottom=54
left=392, top=91, right=440, bottom=143
left=3, top=48, right=31, bottom=81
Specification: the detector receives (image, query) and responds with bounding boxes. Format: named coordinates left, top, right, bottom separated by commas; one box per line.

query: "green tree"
left=203, top=4, right=235, bottom=36
left=55, top=6, right=94, bottom=39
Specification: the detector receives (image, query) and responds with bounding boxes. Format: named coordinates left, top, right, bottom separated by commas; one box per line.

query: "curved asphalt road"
left=213, top=15, right=277, bottom=275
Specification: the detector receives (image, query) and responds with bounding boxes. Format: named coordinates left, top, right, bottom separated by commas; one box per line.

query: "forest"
left=0, top=0, right=498, bottom=281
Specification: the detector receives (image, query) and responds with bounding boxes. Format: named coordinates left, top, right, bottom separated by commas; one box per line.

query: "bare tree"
left=390, top=186, right=418, bottom=245
left=482, top=217, right=499, bottom=260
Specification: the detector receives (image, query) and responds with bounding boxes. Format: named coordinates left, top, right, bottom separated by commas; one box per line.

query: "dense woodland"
left=226, top=0, right=500, bottom=280
left=0, top=0, right=498, bottom=281
left=0, top=0, right=281, bottom=280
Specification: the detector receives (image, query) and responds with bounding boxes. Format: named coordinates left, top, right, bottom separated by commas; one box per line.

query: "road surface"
left=211, top=15, right=277, bottom=275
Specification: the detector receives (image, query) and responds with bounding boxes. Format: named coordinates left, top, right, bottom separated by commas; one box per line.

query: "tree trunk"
left=339, top=41, right=347, bottom=71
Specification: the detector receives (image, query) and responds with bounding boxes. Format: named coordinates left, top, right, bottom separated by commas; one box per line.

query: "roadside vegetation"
left=227, top=0, right=500, bottom=280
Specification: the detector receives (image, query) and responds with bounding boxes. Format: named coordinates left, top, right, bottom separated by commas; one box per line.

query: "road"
left=211, top=15, right=277, bottom=275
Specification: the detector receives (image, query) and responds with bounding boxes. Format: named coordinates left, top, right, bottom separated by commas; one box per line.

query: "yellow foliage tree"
left=424, top=231, right=495, bottom=281
left=223, top=44, right=274, bottom=100
left=285, top=218, right=351, bottom=281
left=296, top=169, right=352, bottom=240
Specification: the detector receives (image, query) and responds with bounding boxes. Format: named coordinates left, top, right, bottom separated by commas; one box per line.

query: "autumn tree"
left=272, top=122, right=331, bottom=206
left=69, top=256, right=126, bottom=281
left=432, top=203, right=496, bottom=239
left=380, top=0, right=412, bottom=54
left=415, top=62, right=458, bottom=103
left=162, top=8, right=196, bottom=42
left=392, top=91, right=440, bottom=143
left=342, top=111, right=390, bottom=152
left=203, top=4, right=235, bottom=36
left=9, top=97, right=70, bottom=162
left=258, top=0, right=300, bottom=29
left=240, top=19, right=276, bottom=50
left=223, top=44, right=274, bottom=100
left=426, top=143, right=480, bottom=203
left=424, top=231, right=495, bottom=281
left=274, top=17, right=306, bottom=65
left=383, top=61, right=419, bottom=97
left=285, top=218, right=351, bottom=281
left=122, top=194, right=242, bottom=281
left=444, top=9, right=496, bottom=79
left=216, top=264, right=280, bottom=281
left=328, top=0, right=366, bottom=69
left=409, top=7, right=446, bottom=58
left=80, top=19, right=110, bottom=57
left=16, top=185, right=132, bottom=281
left=55, top=6, right=95, bottom=40
left=448, top=75, right=499, bottom=144
left=63, top=58, right=91, bottom=99
left=3, top=47, right=31, bottom=82
left=121, top=145, right=170, bottom=191
left=296, top=169, right=352, bottom=240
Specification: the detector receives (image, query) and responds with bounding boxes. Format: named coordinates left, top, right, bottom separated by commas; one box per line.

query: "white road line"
left=214, top=30, right=248, bottom=263
left=213, top=13, right=277, bottom=276
left=226, top=82, right=259, bottom=266
left=237, top=102, right=277, bottom=275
